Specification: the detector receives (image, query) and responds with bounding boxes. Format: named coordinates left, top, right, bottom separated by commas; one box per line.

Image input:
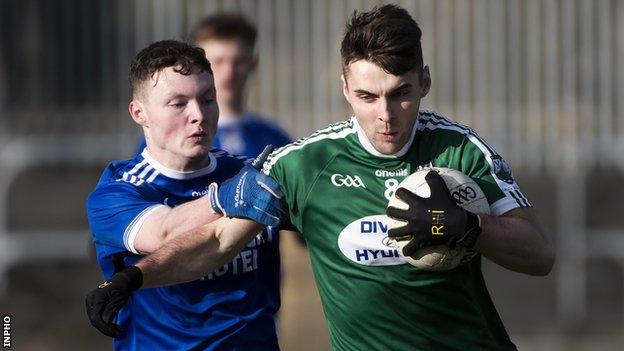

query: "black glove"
left=386, top=170, right=482, bottom=256
left=85, top=266, right=143, bottom=338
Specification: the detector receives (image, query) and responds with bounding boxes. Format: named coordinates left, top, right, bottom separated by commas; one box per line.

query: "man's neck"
left=217, top=96, right=244, bottom=120
left=144, top=147, right=211, bottom=173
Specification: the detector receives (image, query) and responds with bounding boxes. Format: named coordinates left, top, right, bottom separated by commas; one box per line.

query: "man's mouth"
left=188, top=131, right=207, bottom=142
left=379, top=131, right=398, bottom=141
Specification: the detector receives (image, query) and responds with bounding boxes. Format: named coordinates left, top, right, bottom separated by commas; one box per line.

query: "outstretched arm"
left=137, top=217, right=263, bottom=287
left=86, top=216, right=265, bottom=338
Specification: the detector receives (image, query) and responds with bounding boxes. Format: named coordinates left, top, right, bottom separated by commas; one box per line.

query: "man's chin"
left=373, top=141, right=404, bottom=156
left=186, top=146, right=210, bottom=158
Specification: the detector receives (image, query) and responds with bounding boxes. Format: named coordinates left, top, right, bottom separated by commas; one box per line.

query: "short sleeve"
left=263, top=149, right=300, bottom=233
left=458, top=136, right=532, bottom=216
left=87, top=181, right=166, bottom=254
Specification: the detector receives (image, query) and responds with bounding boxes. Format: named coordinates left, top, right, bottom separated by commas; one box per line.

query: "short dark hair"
left=340, top=4, right=423, bottom=77
left=189, top=13, right=257, bottom=49
left=129, top=40, right=212, bottom=98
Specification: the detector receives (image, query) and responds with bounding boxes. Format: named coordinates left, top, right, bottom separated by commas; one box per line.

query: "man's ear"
left=341, top=74, right=350, bottom=101
left=129, top=100, right=148, bottom=127
left=419, top=66, right=432, bottom=98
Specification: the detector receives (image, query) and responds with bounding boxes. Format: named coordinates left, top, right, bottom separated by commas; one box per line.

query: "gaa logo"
left=331, top=174, right=366, bottom=188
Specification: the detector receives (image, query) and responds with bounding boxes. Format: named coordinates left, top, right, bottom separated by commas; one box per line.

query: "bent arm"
left=136, top=217, right=263, bottom=287
left=475, top=207, right=555, bottom=276
left=132, top=196, right=221, bottom=254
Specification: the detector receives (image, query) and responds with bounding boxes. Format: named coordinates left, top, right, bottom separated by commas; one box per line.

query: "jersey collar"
left=141, top=149, right=217, bottom=180
left=353, top=116, right=418, bottom=158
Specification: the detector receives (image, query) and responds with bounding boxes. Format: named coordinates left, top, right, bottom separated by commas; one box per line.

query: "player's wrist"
left=456, top=212, right=482, bottom=248
left=208, top=182, right=225, bottom=215
left=112, top=266, right=143, bottom=292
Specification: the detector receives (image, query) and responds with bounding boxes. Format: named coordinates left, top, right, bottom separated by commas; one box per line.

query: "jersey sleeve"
left=87, top=181, right=166, bottom=254
left=263, top=149, right=303, bottom=233
left=456, top=135, right=532, bottom=216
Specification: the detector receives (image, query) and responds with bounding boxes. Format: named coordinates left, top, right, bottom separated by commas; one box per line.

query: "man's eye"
left=392, top=90, right=410, bottom=98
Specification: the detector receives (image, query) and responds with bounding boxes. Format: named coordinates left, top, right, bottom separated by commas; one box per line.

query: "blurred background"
left=1, top=0, right=624, bottom=349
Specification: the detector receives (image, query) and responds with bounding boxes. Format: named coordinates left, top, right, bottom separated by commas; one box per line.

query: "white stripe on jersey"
left=417, top=111, right=531, bottom=211
left=263, top=120, right=355, bottom=174
left=120, top=164, right=159, bottom=186
left=127, top=159, right=148, bottom=176
left=137, top=164, right=153, bottom=179
left=146, top=169, right=160, bottom=183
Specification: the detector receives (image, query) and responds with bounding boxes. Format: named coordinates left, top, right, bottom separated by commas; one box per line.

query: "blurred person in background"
left=136, top=13, right=291, bottom=158
left=86, top=40, right=285, bottom=350
left=88, top=5, right=554, bottom=351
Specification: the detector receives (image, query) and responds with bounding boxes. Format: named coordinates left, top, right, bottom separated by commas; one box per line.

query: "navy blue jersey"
left=87, top=149, right=280, bottom=351
left=135, top=113, right=291, bottom=158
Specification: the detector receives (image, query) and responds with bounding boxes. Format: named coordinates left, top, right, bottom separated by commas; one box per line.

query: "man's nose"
left=189, top=101, right=204, bottom=125
left=378, top=99, right=392, bottom=123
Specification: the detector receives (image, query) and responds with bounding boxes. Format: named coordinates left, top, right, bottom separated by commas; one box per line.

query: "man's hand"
left=209, top=145, right=286, bottom=227
left=85, top=266, right=143, bottom=338
left=386, top=170, right=482, bottom=256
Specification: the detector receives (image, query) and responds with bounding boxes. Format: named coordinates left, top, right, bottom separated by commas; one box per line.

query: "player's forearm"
left=475, top=209, right=554, bottom=276
left=136, top=218, right=264, bottom=288
left=159, top=195, right=221, bottom=240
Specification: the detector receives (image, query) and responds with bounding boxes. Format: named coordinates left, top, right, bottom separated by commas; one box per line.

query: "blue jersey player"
left=86, top=40, right=286, bottom=350
left=135, top=13, right=291, bottom=158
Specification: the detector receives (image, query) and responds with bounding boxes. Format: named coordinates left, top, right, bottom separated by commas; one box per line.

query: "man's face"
left=199, top=38, right=256, bottom=107
left=130, top=66, right=218, bottom=169
left=342, top=60, right=430, bottom=155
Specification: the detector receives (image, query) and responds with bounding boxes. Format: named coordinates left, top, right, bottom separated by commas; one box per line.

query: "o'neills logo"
left=337, top=215, right=405, bottom=266
left=375, top=168, right=408, bottom=178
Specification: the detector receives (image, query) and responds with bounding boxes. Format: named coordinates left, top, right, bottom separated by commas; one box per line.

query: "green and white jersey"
left=264, top=110, right=528, bottom=351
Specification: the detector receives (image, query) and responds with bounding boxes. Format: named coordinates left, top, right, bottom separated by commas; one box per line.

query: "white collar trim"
left=353, top=116, right=418, bottom=158
left=140, top=149, right=217, bottom=179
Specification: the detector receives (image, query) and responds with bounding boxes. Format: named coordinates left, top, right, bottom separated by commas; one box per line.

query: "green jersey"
left=264, top=110, right=529, bottom=351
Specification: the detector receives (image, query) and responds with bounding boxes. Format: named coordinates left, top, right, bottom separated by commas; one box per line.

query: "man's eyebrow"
left=353, top=83, right=413, bottom=96
left=163, top=93, right=187, bottom=100
left=388, top=83, right=413, bottom=94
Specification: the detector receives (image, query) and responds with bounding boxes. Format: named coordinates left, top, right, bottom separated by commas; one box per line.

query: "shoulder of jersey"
left=106, top=157, right=161, bottom=187
left=210, top=148, right=253, bottom=165
left=263, top=119, right=355, bottom=173
left=417, top=109, right=483, bottom=140
left=109, top=150, right=250, bottom=188
left=244, top=116, right=289, bottom=135
left=417, top=109, right=500, bottom=159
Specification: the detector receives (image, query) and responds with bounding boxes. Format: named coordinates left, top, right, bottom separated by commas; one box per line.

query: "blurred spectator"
left=136, top=13, right=291, bottom=157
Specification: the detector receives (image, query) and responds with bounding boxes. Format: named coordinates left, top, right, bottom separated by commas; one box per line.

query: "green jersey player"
left=88, top=4, right=554, bottom=351
left=264, top=111, right=531, bottom=350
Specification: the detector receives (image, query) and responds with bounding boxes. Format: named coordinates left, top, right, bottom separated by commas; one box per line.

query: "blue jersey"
left=135, top=113, right=291, bottom=158
left=87, top=149, right=280, bottom=351
left=213, top=113, right=291, bottom=158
